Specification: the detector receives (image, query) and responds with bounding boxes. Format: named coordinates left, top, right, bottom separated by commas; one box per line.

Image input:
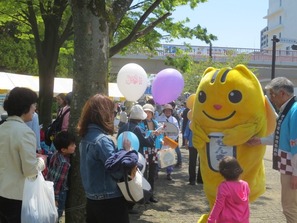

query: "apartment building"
left=261, top=0, right=297, bottom=51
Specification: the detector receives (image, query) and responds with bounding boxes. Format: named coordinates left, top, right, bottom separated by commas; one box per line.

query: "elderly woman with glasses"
left=0, top=87, right=45, bottom=223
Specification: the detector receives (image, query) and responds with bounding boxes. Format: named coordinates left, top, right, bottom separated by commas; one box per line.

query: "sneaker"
left=188, top=182, right=195, bottom=185
left=167, top=174, right=172, bottom=181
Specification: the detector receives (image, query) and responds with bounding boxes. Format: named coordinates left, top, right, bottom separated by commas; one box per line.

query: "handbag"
left=21, top=172, right=58, bottom=223
left=157, top=147, right=177, bottom=168
left=117, top=168, right=152, bottom=204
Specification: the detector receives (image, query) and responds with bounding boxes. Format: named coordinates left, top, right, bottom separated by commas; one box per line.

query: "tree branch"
left=109, top=0, right=133, bottom=32
left=129, top=0, right=146, bottom=10
left=110, top=12, right=171, bottom=57
left=129, top=0, right=163, bottom=37
left=26, top=0, right=42, bottom=58
left=59, top=15, right=73, bottom=47
left=0, top=10, right=31, bottom=27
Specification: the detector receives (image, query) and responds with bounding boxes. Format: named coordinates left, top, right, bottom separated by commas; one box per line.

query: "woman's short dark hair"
left=219, top=156, right=243, bottom=181
left=3, top=87, right=38, bottom=116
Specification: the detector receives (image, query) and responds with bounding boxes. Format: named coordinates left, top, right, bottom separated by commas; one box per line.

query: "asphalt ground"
left=129, top=145, right=286, bottom=223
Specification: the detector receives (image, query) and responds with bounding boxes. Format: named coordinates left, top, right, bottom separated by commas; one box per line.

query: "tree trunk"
left=66, top=1, right=109, bottom=222
left=38, top=65, right=55, bottom=128
left=35, top=15, right=62, bottom=128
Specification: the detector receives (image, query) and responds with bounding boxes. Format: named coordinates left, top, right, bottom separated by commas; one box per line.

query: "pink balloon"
left=152, top=68, right=184, bottom=105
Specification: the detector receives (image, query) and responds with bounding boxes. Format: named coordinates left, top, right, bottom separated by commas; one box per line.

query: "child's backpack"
left=44, top=108, right=70, bottom=146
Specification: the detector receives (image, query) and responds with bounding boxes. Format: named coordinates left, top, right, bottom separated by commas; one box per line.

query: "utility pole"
left=271, top=35, right=279, bottom=80
left=209, top=41, right=212, bottom=59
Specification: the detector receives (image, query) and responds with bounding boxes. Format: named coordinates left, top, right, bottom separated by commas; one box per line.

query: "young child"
left=46, top=131, right=76, bottom=220
left=208, top=156, right=250, bottom=223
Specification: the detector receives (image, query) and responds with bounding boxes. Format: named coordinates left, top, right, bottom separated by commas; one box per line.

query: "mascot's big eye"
left=198, top=91, right=206, bottom=103
left=228, top=90, right=242, bottom=103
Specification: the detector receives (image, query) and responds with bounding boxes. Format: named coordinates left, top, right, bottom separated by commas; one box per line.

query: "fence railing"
left=157, top=44, right=297, bottom=64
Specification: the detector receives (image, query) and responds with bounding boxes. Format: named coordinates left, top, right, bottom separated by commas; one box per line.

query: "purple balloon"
left=152, top=68, right=184, bottom=105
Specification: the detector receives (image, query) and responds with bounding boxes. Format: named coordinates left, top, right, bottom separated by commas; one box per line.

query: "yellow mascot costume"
left=188, top=64, right=276, bottom=223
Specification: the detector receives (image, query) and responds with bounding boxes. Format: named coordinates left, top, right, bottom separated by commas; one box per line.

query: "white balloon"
left=117, top=63, right=148, bottom=101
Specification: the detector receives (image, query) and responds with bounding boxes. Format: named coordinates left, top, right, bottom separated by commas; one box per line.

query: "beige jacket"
left=0, top=116, right=41, bottom=200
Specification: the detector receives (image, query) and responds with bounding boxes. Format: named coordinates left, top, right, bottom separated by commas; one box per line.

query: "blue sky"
left=163, top=0, right=268, bottom=49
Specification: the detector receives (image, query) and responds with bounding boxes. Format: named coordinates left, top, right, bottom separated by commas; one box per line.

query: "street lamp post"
left=271, top=35, right=280, bottom=80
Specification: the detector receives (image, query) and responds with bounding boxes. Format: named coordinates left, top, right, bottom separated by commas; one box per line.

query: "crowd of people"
left=0, top=90, right=73, bottom=223
left=1, top=76, right=297, bottom=223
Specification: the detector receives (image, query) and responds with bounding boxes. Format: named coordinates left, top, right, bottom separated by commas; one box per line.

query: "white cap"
left=129, top=105, right=147, bottom=120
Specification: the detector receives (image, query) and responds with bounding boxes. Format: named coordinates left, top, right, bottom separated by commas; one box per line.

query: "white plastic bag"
left=21, top=172, right=58, bottom=223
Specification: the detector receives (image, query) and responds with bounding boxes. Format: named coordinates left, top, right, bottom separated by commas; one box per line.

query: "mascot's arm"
left=223, top=122, right=259, bottom=146
left=190, top=121, right=209, bottom=150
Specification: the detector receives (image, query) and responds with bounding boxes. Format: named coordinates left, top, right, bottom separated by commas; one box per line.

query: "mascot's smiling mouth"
left=202, top=110, right=236, bottom=121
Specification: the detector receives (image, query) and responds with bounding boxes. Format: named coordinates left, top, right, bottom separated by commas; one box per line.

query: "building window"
left=279, top=16, right=282, bottom=24
left=279, top=33, right=281, bottom=39
left=280, top=0, right=282, bottom=7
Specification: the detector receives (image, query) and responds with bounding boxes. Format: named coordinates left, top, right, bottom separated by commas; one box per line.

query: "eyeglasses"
left=267, top=89, right=279, bottom=98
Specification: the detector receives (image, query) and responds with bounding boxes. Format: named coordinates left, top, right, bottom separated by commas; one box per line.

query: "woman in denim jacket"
left=78, top=94, right=130, bottom=223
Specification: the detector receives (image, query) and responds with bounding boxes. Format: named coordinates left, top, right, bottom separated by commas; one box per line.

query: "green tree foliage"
left=165, top=46, right=257, bottom=93
left=0, top=24, right=73, bottom=77
left=0, top=0, right=73, bottom=127
left=0, top=21, right=37, bottom=73
left=0, top=36, right=38, bottom=74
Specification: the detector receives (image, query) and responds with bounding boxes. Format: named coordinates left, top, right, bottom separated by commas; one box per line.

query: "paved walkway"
left=130, top=145, right=286, bottom=223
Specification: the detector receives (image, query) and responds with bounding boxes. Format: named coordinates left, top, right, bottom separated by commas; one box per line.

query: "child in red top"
left=208, top=156, right=250, bottom=223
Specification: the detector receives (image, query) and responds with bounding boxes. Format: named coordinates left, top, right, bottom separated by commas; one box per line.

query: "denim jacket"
left=79, top=124, right=123, bottom=200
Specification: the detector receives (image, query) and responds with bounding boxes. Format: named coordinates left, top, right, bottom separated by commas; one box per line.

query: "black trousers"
left=144, top=153, right=158, bottom=192
left=188, top=147, right=203, bottom=184
left=0, top=196, right=22, bottom=223
left=86, top=196, right=129, bottom=223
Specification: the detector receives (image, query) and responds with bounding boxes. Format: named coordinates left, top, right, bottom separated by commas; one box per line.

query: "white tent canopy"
left=0, top=72, right=15, bottom=92
left=0, top=72, right=72, bottom=95
left=0, top=72, right=126, bottom=114
left=108, top=83, right=125, bottom=101
left=0, top=71, right=124, bottom=99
